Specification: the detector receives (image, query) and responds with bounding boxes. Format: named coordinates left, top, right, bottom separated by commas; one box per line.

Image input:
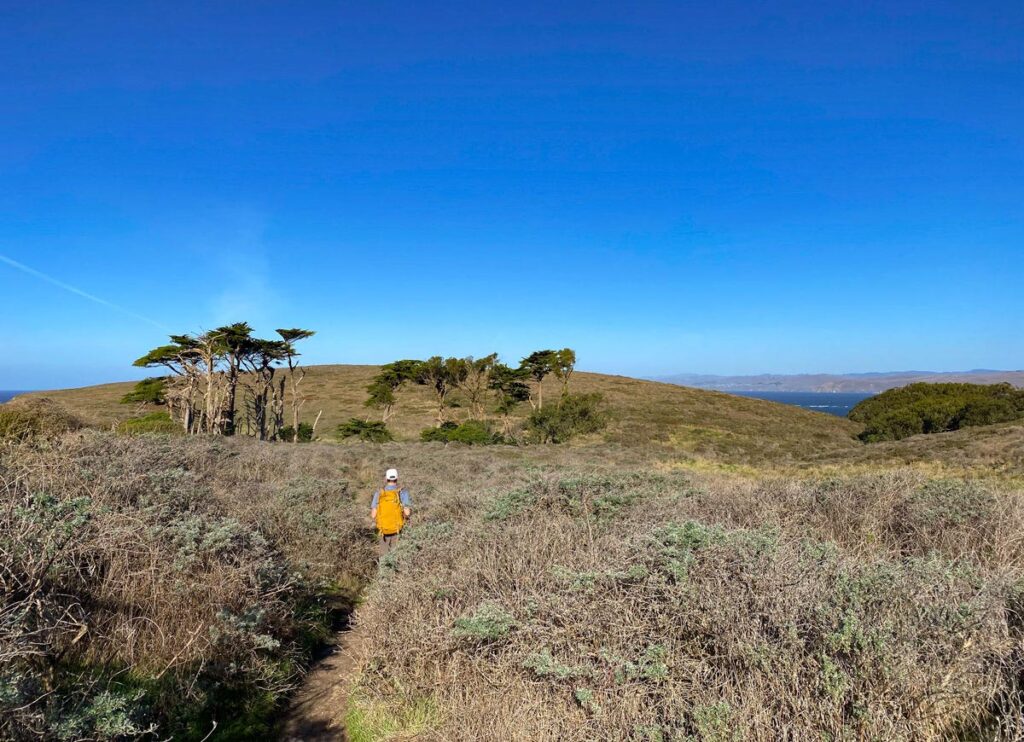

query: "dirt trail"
left=280, top=623, right=366, bottom=741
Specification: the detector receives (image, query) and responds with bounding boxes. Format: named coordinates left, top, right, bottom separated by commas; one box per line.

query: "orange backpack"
left=376, top=488, right=405, bottom=536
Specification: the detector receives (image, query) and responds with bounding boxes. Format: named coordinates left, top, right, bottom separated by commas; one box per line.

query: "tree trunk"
left=288, top=361, right=307, bottom=442
left=204, top=356, right=215, bottom=434
left=272, top=375, right=285, bottom=439
left=224, top=359, right=238, bottom=435
left=290, top=364, right=298, bottom=441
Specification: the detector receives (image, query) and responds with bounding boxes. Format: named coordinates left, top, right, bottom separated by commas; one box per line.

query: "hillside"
left=8, top=369, right=1024, bottom=739
left=20, top=365, right=863, bottom=463
left=815, top=418, right=1024, bottom=478
left=7, top=423, right=1024, bottom=739
left=659, top=369, right=1024, bottom=393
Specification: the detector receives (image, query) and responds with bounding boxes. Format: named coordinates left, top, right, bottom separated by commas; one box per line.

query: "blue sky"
left=1, top=1, right=1022, bottom=389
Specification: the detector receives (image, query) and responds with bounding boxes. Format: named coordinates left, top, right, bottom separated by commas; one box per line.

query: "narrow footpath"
left=280, top=623, right=366, bottom=741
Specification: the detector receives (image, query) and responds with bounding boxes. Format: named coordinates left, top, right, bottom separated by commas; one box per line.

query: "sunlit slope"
left=815, top=418, right=1024, bottom=477
left=21, top=366, right=863, bottom=460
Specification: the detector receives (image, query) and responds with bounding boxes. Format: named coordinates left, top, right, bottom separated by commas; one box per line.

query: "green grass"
left=116, top=411, right=181, bottom=436
left=344, top=694, right=439, bottom=742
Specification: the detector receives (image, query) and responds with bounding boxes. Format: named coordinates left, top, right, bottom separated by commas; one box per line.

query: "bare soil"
left=280, top=623, right=366, bottom=741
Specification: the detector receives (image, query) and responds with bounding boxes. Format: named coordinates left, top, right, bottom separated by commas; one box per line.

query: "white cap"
left=385, top=468, right=398, bottom=481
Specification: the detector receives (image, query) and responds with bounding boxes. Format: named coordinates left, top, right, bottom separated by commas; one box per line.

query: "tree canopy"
left=133, top=323, right=315, bottom=439
left=849, top=382, right=1024, bottom=442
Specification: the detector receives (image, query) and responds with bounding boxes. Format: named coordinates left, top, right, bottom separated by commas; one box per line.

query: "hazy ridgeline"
left=4, top=374, right=1024, bottom=740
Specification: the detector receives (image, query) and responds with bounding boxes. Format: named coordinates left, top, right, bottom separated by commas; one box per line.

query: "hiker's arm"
left=401, top=488, right=411, bottom=517
left=370, top=491, right=379, bottom=520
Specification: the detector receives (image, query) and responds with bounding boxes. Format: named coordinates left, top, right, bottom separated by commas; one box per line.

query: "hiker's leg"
left=378, top=533, right=399, bottom=556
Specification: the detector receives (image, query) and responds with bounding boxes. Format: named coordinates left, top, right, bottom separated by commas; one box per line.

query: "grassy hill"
left=6, top=422, right=1024, bottom=739
left=8, top=367, right=1024, bottom=739
left=816, top=418, right=1024, bottom=478
left=21, top=365, right=863, bottom=463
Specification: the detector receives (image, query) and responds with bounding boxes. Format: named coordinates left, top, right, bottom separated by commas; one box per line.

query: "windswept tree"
left=459, top=353, right=498, bottom=419
left=216, top=322, right=256, bottom=436
left=194, top=330, right=230, bottom=433
left=520, top=349, right=557, bottom=410
left=415, top=356, right=468, bottom=425
left=489, top=362, right=531, bottom=436
left=133, top=322, right=316, bottom=439
left=365, top=359, right=421, bottom=422
left=276, top=328, right=316, bottom=442
left=133, top=337, right=205, bottom=434
left=240, top=338, right=289, bottom=441
left=120, top=377, right=167, bottom=406
left=552, top=348, right=577, bottom=396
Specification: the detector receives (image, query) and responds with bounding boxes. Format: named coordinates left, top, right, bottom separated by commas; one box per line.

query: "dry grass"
left=4, top=379, right=1024, bottom=740
left=0, top=396, right=84, bottom=441
left=815, top=419, right=1024, bottom=480
left=354, top=465, right=1024, bottom=741
left=0, top=432, right=376, bottom=740
left=20, top=365, right=864, bottom=462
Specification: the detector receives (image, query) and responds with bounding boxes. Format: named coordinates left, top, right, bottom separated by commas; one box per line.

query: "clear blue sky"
left=1, top=1, right=1021, bottom=389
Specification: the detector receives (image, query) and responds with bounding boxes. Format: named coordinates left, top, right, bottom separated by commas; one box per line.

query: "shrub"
left=0, top=397, right=83, bottom=441
left=452, top=603, right=516, bottom=643
left=420, top=420, right=498, bottom=445
left=278, top=422, right=314, bottom=442
left=120, top=377, right=167, bottom=405
left=484, top=487, right=537, bottom=521
left=337, top=418, right=393, bottom=443
left=447, top=420, right=495, bottom=444
left=117, top=411, right=181, bottom=436
left=526, top=393, right=608, bottom=443
left=850, top=382, right=1024, bottom=442
left=0, top=447, right=306, bottom=739
left=522, top=650, right=593, bottom=680
left=421, top=421, right=459, bottom=442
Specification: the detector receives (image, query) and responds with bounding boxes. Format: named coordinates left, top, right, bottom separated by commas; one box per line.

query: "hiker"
left=370, top=468, right=411, bottom=556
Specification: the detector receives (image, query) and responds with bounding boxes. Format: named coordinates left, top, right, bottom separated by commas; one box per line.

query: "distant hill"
left=656, top=370, right=1024, bottom=393
left=16, top=365, right=862, bottom=463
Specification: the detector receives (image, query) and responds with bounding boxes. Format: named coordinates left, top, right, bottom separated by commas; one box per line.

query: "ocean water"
left=0, top=391, right=25, bottom=403
left=733, top=391, right=874, bottom=417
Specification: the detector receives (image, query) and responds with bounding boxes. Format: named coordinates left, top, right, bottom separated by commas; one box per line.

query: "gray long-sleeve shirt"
left=371, top=483, right=411, bottom=508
